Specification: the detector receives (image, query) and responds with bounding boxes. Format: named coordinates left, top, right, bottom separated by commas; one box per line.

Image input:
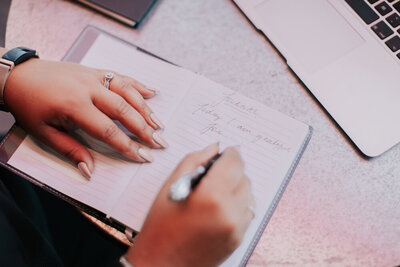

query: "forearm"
left=0, top=47, right=7, bottom=54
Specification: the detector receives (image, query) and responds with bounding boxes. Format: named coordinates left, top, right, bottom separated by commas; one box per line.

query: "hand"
left=4, top=58, right=168, bottom=178
left=125, top=143, right=255, bottom=267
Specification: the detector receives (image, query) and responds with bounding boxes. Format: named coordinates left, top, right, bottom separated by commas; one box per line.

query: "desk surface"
left=7, top=0, right=400, bottom=266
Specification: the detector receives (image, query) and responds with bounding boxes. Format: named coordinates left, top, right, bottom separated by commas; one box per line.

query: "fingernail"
left=150, top=113, right=165, bottom=129
left=234, top=145, right=242, bottom=153
left=146, top=87, right=159, bottom=95
left=78, top=162, right=91, bottom=180
left=153, top=132, right=169, bottom=148
left=138, top=148, right=154, bottom=162
left=203, top=142, right=220, bottom=152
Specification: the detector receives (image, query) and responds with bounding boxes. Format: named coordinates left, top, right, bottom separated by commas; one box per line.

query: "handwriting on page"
left=110, top=79, right=303, bottom=232
left=192, top=92, right=292, bottom=153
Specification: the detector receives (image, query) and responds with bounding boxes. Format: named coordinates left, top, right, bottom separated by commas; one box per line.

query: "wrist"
left=0, top=47, right=39, bottom=111
left=125, top=238, right=185, bottom=267
left=125, top=242, right=149, bottom=267
left=125, top=238, right=164, bottom=267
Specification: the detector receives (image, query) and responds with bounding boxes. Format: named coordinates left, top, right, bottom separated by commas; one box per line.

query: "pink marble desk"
left=6, top=0, right=400, bottom=266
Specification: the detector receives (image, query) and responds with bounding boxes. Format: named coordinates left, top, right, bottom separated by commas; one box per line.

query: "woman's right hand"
left=125, top=143, right=255, bottom=267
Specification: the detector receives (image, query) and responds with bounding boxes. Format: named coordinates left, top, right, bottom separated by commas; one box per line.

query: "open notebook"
left=0, top=26, right=312, bottom=266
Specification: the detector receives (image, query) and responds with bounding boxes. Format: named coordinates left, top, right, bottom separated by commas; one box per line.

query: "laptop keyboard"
left=346, top=0, right=400, bottom=59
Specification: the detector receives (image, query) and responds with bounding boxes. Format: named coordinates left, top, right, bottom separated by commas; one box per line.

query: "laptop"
left=233, top=0, right=400, bottom=157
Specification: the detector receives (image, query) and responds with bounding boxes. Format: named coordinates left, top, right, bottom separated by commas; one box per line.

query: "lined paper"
left=7, top=33, right=310, bottom=267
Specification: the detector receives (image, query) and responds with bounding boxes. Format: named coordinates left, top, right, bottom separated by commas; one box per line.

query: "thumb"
left=34, top=125, right=94, bottom=179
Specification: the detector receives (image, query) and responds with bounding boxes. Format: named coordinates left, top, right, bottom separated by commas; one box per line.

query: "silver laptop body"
left=234, top=0, right=400, bottom=157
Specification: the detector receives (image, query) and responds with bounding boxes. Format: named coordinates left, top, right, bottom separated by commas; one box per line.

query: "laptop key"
left=345, top=0, right=379, bottom=24
left=375, top=2, right=393, bottom=16
left=386, top=13, right=400, bottom=27
left=397, top=52, right=400, bottom=59
left=394, top=2, right=400, bottom=13
left=367, top=0, right=379, bottom=3
left=372, top=21, right=394, bottom=39
left=385, top=35, right=400, bottom=51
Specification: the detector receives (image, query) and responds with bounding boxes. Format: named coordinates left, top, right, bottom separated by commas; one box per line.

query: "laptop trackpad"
left=255, top=0, right=365, bottom=73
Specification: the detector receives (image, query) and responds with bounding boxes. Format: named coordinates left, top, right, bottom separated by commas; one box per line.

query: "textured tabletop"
left=7, top=0, right=400, bottom=266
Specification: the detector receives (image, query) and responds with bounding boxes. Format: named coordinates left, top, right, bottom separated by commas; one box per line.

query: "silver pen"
left=169, top=153, right=221, bottom=202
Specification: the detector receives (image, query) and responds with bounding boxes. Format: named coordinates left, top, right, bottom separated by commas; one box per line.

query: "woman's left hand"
left=4, top=58, right=168, bottom=177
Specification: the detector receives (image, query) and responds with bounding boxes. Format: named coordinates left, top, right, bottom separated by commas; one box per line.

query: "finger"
left=207, top=147, right=244, bottom=189
left=34, top=125, right=94, bottom=179
left=233, top=177, right=255, bottom=237
left=122, top=74, right=157, bottom=99
left=233, top=176, right=254, bottom=211
left=71, top=104, right=154, bottom=163
left=233, top=207, right=254, bottom=244
left=167, top=142, right=220, bottom=185
left=102, top=71, right=156, bottom=99
left=108, top=75, right=164, bottom=129
left=93, top=88, right=168, bottom=149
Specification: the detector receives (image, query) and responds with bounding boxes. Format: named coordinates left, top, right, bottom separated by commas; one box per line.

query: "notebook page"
left=7, top=34, right=193, bottom=214
left=110, top=74, right=309, bottom=266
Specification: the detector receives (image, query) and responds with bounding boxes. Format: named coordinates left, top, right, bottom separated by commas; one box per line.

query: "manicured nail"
left=153, top=132, right=169, bottom=148
left=203, top=142, right=220, bottom=153
left=138, top=148, right=154, bottom=162
left=146, top=87, right=159, bottom=95
left=78, top=162, right=91, bottom=180
left=150, top=113, right=165, bottom=129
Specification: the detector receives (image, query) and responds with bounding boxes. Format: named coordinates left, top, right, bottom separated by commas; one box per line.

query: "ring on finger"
left=103, top=72, right=115, bottom=89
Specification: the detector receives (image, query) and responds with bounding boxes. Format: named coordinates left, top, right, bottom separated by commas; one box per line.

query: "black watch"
left=0, top=47, right=39, bottom=110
